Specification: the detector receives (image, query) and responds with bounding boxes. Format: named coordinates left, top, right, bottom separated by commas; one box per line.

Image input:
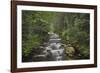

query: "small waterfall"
left=46, top=32, right=66, bottom=61
left=32, top=32, right=66, bottom=61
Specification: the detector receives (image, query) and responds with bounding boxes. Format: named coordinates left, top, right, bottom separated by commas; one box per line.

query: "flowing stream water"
left=32, top=32, right=66, bottom=61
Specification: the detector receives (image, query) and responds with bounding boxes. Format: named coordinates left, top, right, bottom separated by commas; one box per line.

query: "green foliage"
left=60, top=13, right=90, bottom=59
left=22, top=10, right=90, bottom=60
left=22, top=11, right=50, bottom=57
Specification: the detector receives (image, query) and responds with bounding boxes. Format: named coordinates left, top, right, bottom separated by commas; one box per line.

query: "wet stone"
left=32, top=32, right=67, bottom=61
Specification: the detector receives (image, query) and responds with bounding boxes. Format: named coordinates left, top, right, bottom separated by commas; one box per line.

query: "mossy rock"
left=65, top=47, right=75, bottom=57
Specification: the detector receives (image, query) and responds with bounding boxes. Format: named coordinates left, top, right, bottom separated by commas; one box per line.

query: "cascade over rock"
left=32, top=32, right=66, bottom=61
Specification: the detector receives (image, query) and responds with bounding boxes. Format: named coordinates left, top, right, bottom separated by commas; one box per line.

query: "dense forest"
left=22, top=10, right=90, bottom=62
